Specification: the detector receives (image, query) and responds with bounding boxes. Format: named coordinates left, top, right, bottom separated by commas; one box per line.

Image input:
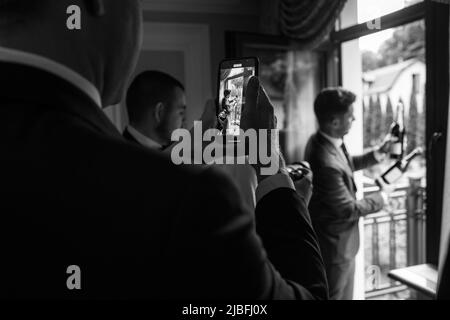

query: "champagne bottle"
left=389, top=101, right=406, bottom=160
left=376, top=147, right=423, bottom=186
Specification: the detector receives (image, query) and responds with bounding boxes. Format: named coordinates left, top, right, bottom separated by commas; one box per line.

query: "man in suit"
left=305, top=88, right=391, bottom=300
left=123, top=71, right=186, bottom=150
left=0, top=0, right=327, bottom=299
left=124, top=71, right=259, bottom=210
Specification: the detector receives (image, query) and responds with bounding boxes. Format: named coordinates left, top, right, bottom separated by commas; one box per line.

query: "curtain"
left=261, top=0, right=347, bottom=49
left=284, top=51, right=319, bottom=162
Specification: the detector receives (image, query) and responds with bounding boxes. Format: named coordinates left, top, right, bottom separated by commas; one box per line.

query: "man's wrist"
left=255, top=168, right=295, bottom=203
left=374, top=146, right=387, bottom=163
left=253, top=153, right=286, bottom=183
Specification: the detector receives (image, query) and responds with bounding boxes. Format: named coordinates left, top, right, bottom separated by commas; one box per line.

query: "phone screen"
left=218, top=58, right=258, bottom=136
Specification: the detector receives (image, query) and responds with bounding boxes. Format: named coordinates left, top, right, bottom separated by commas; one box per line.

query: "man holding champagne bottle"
left=305, top=88, right=394, bottom=300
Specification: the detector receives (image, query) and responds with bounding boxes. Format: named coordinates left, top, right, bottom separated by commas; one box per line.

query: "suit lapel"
left=317, top=133, right=354, bottom=178
left=340, top=142, right=356, bottom=172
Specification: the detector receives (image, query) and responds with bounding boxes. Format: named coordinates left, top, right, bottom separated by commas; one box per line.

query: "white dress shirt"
left=320, top=130, right=344, bottom=150
left=0, top=46, right=102, bottom=108
left=320, top=131, right=348, bottom=164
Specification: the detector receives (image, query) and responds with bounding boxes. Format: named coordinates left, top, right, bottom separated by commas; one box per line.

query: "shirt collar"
left=0, top=46, right=102, bottom=108
left=127, top=126, right=163, bottom=150
left=319, top=130, right=343, bottom=149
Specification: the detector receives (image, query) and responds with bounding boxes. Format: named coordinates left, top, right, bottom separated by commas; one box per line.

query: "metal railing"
left=363, top=177, right=426, bottom=299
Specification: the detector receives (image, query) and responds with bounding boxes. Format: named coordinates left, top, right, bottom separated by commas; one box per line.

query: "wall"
left=104, top=6, right=261, bottom=131
left=285, top=51, right=320, bottom=162
left=142, top=10, right=260, bottom=92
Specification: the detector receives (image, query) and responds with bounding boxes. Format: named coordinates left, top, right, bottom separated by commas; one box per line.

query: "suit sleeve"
left=164, top=167, right=328, bottom=300
left=255, top=187, right=329, bottom=300
left=352, top=151, right=378, bottom=172
left=318, top=166, right=384, bottom=220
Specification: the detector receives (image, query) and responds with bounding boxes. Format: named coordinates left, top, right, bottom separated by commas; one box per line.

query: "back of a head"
left=1, top=1, right=144, bottom=107
left=314, top=87, right=356, bottom=126
left=126, top=71, right=184, bottom=124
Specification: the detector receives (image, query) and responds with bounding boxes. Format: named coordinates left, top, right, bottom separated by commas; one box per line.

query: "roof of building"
left=363, top=59, right=423, bottom=95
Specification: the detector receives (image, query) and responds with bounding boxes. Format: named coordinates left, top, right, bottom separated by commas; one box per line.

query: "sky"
left=357, top=0, right=411, bottom=52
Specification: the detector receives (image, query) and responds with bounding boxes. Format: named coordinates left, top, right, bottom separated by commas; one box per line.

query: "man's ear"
left=331, top=118, right=340, bottom=128
left=84, top=0, right=106, bottom=16
left=154, top=102, right=165, bottom=124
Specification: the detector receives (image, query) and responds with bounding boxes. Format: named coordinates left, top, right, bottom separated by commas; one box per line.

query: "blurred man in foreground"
left=0, top=0, right=327, bottom=299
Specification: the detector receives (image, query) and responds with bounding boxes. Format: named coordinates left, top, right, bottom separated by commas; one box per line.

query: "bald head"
left=0, top=0, right=143, bottom=107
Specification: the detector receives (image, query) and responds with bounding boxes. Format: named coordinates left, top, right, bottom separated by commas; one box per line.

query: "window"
left=357, top=0, right=424, bottom=24
left=329, top=0, right=448, bottom=299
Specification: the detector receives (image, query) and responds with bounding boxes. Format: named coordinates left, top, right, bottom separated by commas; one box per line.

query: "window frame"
left=325, top=0, right=449, bottom=266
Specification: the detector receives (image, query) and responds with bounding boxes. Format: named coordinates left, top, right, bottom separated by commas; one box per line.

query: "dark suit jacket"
left=305, top=132, right=384, bottom=265
left=0, top=61, right=328, bottom=299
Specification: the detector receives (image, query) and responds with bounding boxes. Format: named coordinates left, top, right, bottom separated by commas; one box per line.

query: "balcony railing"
left=363, top=177, right=426, bottom=300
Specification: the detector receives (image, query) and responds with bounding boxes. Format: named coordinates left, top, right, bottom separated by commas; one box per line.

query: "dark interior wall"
left=143, top=11, right=260, bottom=93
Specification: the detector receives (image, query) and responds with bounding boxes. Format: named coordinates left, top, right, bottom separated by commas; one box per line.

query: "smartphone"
left=217, top=57, right=259, bottom=136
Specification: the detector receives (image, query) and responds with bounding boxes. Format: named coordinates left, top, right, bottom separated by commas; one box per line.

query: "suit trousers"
left=326, top=259, right=355, bottom=300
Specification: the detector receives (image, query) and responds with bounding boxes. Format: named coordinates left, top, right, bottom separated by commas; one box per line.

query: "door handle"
left=428, top=131, right=443, bottom=160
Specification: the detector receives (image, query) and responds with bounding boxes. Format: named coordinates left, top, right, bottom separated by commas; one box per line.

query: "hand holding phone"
left=217, top=57, right=259, bottom=136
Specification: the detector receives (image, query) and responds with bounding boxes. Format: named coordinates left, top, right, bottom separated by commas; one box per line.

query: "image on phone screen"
left=218, top=58, right=258, bottom=136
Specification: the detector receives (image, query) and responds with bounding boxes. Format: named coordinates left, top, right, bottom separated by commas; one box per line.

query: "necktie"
left=341, top=142, right=357, bottom=193
left=340, top=142, right=352, bottom=167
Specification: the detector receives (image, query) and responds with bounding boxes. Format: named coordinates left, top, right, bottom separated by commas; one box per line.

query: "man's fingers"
left=299, top=161, right=311, bottom=170
left=241, top=76, right=276, bottom=130
left=244, top=76, right=260, bottom=114
left=258, top=85, right=275, bottom=129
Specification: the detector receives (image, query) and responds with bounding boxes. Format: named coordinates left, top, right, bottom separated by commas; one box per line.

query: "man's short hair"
left=126, top=71, right=184, bottom=124
left=223, top=89, right=231, bottom=96
left=314, top=88, right=356, bottom=125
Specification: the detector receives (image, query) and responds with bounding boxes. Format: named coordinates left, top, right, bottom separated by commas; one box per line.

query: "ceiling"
left=142, top=0, right=260, bottom=15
